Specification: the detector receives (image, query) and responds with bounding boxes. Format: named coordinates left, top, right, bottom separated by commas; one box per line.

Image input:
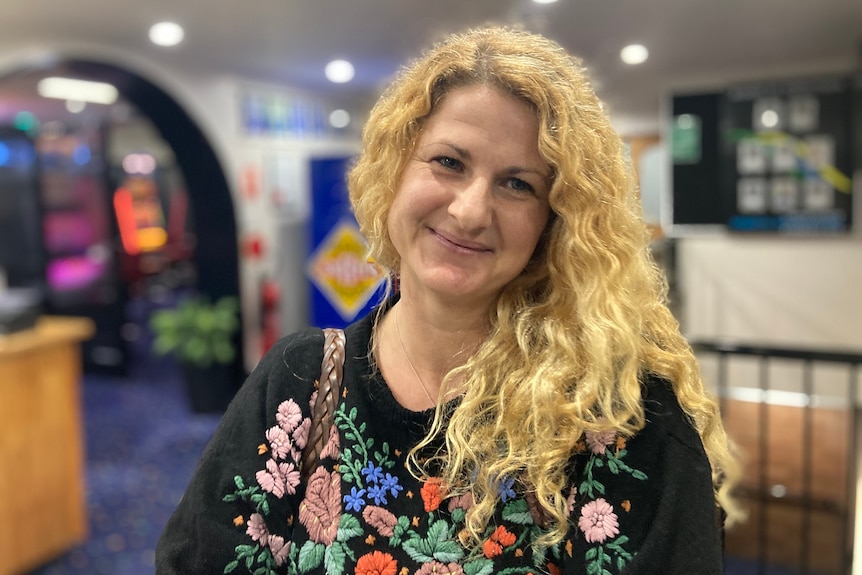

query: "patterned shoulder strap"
left=300, top=328, right=345, bottom=481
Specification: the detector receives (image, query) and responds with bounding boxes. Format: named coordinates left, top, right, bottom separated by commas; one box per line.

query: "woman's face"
left=388, top=84, right=552, bottom=309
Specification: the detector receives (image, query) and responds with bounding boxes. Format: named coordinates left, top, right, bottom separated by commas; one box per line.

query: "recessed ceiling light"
left=325, top=60, right=355, bottom=84
left=329, top=109, right=351, bottom=129
left=149, top=22, right=184, bottom=47
left=532, top=0, right=559, bottom=4
left=620, top=44, right=649, bottom=65
left=37, top=77, right=118, bottom=105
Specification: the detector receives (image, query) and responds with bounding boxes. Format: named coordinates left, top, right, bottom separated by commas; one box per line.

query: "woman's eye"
left=506, top=178, right=535, bottom=194
left=434, top=156, right=462, bottom=170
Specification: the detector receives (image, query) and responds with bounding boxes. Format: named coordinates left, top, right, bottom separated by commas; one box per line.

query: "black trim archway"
left=13, top=58, right=244, bottom=376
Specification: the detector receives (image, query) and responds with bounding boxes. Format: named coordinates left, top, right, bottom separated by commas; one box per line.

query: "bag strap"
left=300, top=327, right=345, bottom=481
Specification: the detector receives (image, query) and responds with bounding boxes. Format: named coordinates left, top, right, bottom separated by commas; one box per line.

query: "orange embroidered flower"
left=355, top=550, right=398, bottom=575
left=233, top=515, right=244, bottom=526
left=421, top=477, right=446, bottom=512
left=482, top=525, right=516, bottom=558
left=483, top=538, right=502, bottom=559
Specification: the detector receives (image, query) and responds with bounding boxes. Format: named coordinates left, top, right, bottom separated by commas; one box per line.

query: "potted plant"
left=150, top=294, right=240, bottom=413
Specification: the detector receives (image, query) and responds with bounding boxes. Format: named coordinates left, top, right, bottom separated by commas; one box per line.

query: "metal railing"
left=691, top=340, right=862, bottom=575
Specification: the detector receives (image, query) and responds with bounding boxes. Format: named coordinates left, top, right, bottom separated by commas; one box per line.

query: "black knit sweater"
left=156, top=310, right=723, bottom=574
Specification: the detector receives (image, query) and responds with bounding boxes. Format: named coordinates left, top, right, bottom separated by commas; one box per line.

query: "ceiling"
left=0, top=0, right=861, bottom=133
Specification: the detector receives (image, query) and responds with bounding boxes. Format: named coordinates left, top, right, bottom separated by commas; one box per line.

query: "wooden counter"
left=0, top=316, right=95, bottom=575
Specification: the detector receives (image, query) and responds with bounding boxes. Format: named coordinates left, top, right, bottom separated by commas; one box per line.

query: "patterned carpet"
left=27, top=340, right=222, bottom=575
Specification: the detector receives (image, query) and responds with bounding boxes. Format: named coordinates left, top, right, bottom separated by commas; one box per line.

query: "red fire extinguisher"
left=260, top=277, right=280, bottom=356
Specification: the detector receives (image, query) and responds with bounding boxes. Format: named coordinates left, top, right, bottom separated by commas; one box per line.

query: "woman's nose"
left=448, top=177, right=492, bottom=231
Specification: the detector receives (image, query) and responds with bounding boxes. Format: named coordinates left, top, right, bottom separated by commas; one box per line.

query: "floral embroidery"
left=299, top=466, right=342, bottom=545
left=355, top=550, right=398, bottom=575
left=482, top=525, right=517, bottom=559
left=221, top=375, right=653, bottom=575
left=575, top=431, right=646, bottom=573
left=578, top=498, right=619, bottom=543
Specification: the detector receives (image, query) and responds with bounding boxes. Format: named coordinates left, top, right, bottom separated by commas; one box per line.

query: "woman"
left=157, top=26, right=741, bottom=574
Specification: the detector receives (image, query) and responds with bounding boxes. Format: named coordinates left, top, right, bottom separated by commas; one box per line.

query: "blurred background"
left=0, top=1, right=861, bottom=574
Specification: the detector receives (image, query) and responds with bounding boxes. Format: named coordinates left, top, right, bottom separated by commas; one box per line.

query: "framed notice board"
left=670, top=74, right=855, bottom=234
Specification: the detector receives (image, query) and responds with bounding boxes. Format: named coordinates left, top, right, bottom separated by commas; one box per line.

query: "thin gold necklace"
left=394, top=305, right=436, bottom=406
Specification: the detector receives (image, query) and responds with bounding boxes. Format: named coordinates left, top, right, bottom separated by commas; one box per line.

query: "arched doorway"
left=0, top=58, right=243, bottom=377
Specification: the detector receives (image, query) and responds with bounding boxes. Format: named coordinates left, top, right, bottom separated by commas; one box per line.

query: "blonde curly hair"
left=348, top=25, right=742, bottom=548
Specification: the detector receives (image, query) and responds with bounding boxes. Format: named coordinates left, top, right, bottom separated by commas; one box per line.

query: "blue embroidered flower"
left=361, top=461, right=384, bottom=484
left=381, top=473, right=403, bottom=498
left=367, top=483, right=388, bottom=505
left=344, top=486, right=367, bottom=512
left=497, top=476, right=516, bottom=503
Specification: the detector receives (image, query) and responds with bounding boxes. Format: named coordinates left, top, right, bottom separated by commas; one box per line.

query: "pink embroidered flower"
left=246, top=513, right=269, bottom=545
left=565, top=485, right=577, bottom=516
left=415, top=561, right=465, bottom=574
left=268, top=534, right=290, bottom=566
left=256, top=459, right=300, bottom=498
left=447, top=492, right=474, bottom=513
left=362, top=505, right=397, bottom=537
left=578, top=498, right=620, bottom=543
left=585, top=429, right=617, bottom=455
left=292, top=417, right=311, bottom=452
left=299, top=466, right=341, bottom=545
left=319, top=422, right=340, bottom=460
left=266, top=425, right=292, bottom=459
left=282, top=462, right=301, bottom=495
left=276, top=399, right=303, bottom=433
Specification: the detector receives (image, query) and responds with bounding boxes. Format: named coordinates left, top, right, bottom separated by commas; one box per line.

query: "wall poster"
left=722, top=76, right=853, bottom=233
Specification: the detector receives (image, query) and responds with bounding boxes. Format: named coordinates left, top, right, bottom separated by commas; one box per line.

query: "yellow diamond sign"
left=307, top=220, right=386, bottom=321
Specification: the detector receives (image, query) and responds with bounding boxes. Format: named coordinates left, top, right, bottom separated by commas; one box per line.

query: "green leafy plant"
left=150, top=295, right=240, bottom=368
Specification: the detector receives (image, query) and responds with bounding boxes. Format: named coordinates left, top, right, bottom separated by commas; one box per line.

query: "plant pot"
left=180, top=363, right=236, bottom=414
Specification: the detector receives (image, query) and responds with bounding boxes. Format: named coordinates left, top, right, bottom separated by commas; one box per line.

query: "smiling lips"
left=431, top=228, right=492, bottom=253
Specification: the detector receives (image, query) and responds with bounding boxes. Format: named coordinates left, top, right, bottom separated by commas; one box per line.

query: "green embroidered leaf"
left=324, top=541, right=347, bottom=575
left=349, top=406, right=358, bottom=420
left=297, top=540, right=325, bottom=572
left=338, top=513, right=363, bottom=540
left=632, top=469, right=648, bottom=480
left=606, top=458, right=619, bottom=474
left=585, top=547, right=597, bottom=560
left=345, top=431, right=359, bottom=442
left=358, top=422, right=367, bottom=433
left=224, top=559, right=239, bottom=573
left=433, top=541, right=464, bottom=563
left=365, top=437, right=374, bottom=450
left=586, top=562, right=600, bottom=575
left=223, top=494, right=238, bottom=502
left=594, top=459, right=604, bottom=468
left=463, top=558, right=494, bottom=575
left=617, top=556, right=626, bottom=570
left=501, top=499, right=534, bottom=525
left=234, top=476, right=246, bottom=490
left=450, top=507, right=466, bottom=524
left=403, top=535, right=434, bottom=563
left=532, top=542, right=547, bottom=565
left=396, top=515, right=411, bottom=533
